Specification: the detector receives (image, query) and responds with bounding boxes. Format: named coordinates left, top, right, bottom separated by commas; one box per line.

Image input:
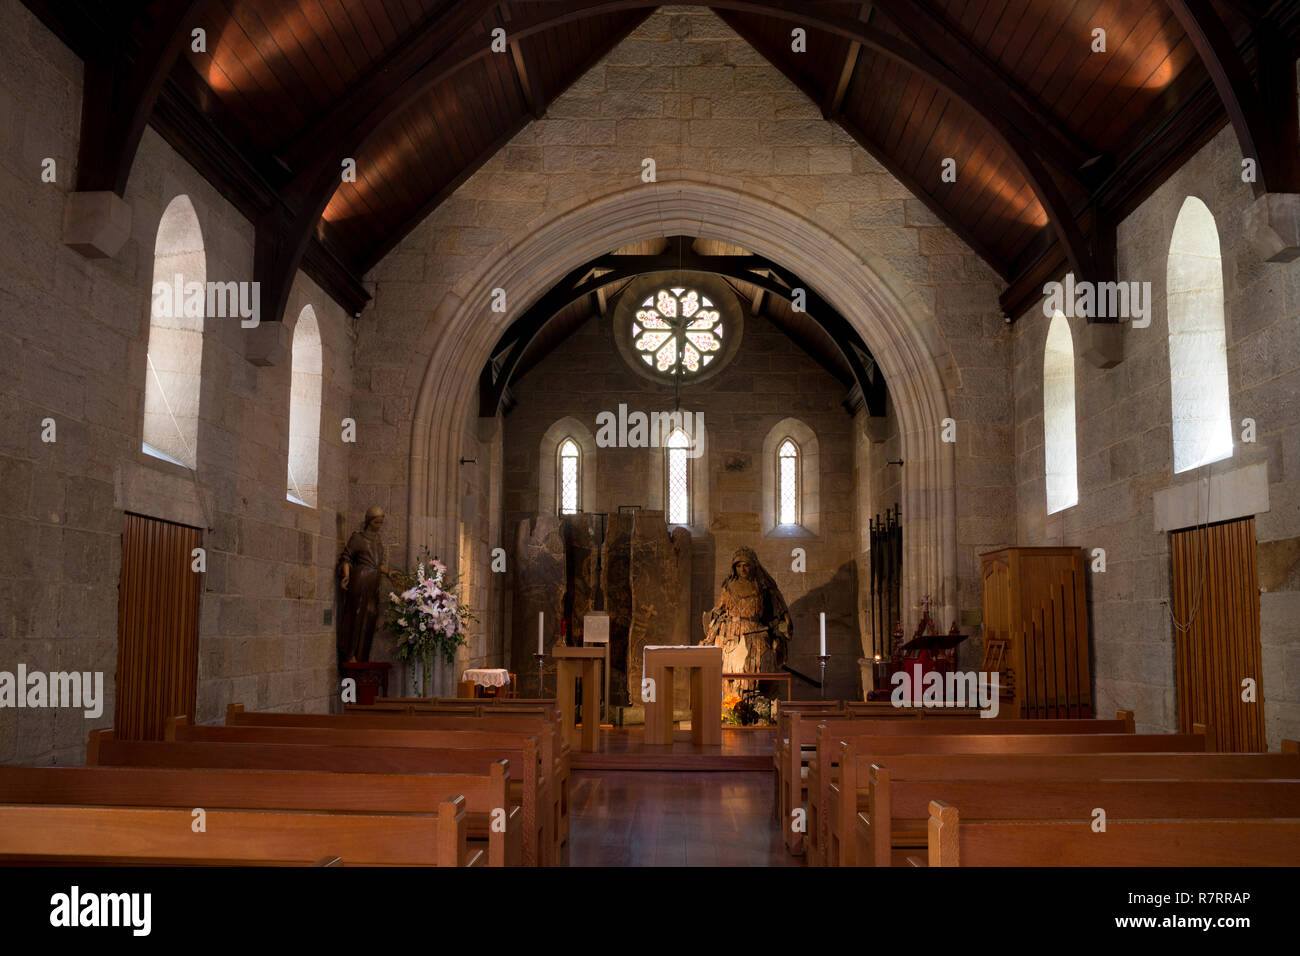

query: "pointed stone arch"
left=407, top=180, right=958, bottom=626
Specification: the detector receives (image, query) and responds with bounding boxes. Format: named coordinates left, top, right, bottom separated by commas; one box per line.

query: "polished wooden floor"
left=570, top=726, right=775, bottom=770
left=567, top=770, right=801, bottom=866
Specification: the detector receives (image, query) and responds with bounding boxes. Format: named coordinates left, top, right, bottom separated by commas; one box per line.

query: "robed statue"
left=703, top=547, right=791, bottom=693
left=337, top=505, right=391, bottom=665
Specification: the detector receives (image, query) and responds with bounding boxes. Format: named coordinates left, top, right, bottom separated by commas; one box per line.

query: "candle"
left=538, top=612, right=544, bottom=655
left=819, top=612, right=826, bottom=656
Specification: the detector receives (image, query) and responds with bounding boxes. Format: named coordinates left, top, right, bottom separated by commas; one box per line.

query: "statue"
left=337, top=505, right=391, bottom=665
left=703, top=547, right=791, bottom=694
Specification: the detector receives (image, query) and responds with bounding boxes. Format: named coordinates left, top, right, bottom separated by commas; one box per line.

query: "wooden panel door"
left=1171, top=517, right=1265, bottom=752
left=116, top=514, right=202, bottom=740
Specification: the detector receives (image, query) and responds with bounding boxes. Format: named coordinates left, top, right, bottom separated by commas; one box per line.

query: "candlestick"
left=534, top=652, right=546, bottom=698
left=819, top=612, right=826, bottom=656
left=818, top=654, right=831, bottom=700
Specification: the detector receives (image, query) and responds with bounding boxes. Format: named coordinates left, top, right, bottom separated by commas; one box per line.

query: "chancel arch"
left=761, top=418, right=820, bottom=536
left=409, top=181, right=958, bottom=629
left=1167, top=196, right=1233, bottom=474
left=538, top=417, right=597, bottom=516
left=143, top=194, right=205, bottom=469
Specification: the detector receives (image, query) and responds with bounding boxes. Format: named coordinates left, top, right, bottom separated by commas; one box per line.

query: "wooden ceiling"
left=25, top=0, right=1300, bottom=325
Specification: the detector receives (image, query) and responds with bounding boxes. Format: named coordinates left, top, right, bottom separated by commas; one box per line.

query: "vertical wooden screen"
left=116, top=513, right=202, bottom=740
left=1171, top=516, right=1264, bottom=752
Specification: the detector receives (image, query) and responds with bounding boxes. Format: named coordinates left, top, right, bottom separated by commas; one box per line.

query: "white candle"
left=819, top=612, right=826, bottom=656
left=538, top=612, right=544, bottom=655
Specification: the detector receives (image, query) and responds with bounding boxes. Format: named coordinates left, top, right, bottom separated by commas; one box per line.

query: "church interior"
left=1, top=0, right=1300, bottom=881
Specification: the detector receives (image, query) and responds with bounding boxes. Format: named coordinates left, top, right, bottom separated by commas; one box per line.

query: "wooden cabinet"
left=980, top=547, right=1091, bottom=719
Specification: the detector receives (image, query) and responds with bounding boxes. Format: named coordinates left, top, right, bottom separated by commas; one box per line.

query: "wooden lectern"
left=552, top=646, right=605, bottom=752
left=643, top=645, right=723, bottom=746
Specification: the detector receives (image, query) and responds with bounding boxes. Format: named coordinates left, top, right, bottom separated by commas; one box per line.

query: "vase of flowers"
left=385, top=548, right=475, bottom=697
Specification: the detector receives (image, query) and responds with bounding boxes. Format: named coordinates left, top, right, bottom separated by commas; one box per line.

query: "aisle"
left=567, top=770, right=803, bottom=866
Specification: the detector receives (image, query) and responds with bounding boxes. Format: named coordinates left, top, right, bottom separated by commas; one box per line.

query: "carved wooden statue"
left=703, top=547, right=791, bottom=691
left=337, top=505, right=391, bottom=665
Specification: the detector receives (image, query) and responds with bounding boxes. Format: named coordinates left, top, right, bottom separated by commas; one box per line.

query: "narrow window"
left=558, top=438, right=580, bottom=514
left=1167, top=196, right=1232, bottom=473
left=1043, top=311, right=1078, bottom=514
left=666, top=429, right=691, bottom=525
left=287, top=305, right=322, bottom=507
left=778, top=439, right=799, bottom=525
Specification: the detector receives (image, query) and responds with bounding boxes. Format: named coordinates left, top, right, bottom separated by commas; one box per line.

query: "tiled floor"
left=566, top=770, right=803, bottom=866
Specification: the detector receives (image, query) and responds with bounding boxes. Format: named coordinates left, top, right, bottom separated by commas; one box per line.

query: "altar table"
left=643, top=645, right=723, bottom=746
left=552, top=646, right=606, bottom=752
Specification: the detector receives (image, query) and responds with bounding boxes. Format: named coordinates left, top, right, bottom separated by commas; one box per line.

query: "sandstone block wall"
left=0, top=1, right=356, bottom=764
left=1013, top=123, right=1300, bottom=745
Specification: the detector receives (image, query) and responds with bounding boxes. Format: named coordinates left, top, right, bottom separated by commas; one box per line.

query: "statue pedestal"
left=340, top=661, right=390, bottom=705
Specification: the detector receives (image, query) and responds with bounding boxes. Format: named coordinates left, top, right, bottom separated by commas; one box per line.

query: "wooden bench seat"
left=0, top=798, right=480, bottom=866
left=807, top=713, right=1136, bottom=862
left=921, top=799, right=1300, bottom=866
left=0, top=763, right=521, bottom=867
left=227, top=704, right=571, bottom=847
left=172, top=715, right=562, bottom=862
left=821, top=731, right=1206, bottom=865
left=857, top=772, right=1300, bottom=866
left=88, top=731, right=551, bottom=866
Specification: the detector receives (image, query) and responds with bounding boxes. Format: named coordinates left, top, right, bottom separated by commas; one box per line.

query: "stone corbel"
left=1081, top=321, right=1123, bottom=369
left=62, top=191, right=132, bottom=259
left=1244, top=193, right=1300, bottom=263
left=242, top=321, right=292, bottom=367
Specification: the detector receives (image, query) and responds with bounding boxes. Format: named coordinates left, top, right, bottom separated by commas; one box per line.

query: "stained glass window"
left=778, top=439, right=798, bottom=525
left=559, top=439, right=580, bottom=515
left=632, top=287, right=723, bottom=378
left=666, top=429, right=690, bottom=525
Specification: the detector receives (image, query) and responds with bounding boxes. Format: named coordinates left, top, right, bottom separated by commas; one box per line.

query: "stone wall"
left=1012, top=122, right=1300, bottom=745
left=0, top=1, right=356, bottom=764
left=502, top=305, right=863, bottom=699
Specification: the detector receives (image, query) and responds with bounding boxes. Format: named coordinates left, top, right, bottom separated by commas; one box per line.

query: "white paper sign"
left=583, top=613, right=610, bottom=645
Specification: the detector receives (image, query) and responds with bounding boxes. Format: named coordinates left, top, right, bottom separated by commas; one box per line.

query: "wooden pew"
left=772, top=701, right=845, bottom=820
left=89, top=730, right=551, bottom=866
left=167, top=717, right=558, bottom=863
left=226, top=704, right=571, bottom=848
left=0, top=763, right=521, bottom=867
left=806, top=714, right=1135, bottom=863
left=822, top=731, right=1206, bottom=866
left=777, top=705, right=1052, bottom=851
left=0, top=797, right=480, bottom=866
left=858, top=769, right=1300, bottom=867
left=922, top=799, right=1300, bottom=866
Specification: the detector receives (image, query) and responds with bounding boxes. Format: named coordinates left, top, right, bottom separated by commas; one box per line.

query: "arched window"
left=558, top=438, right=581, bottom=514
left=666, top=429, right=691, bottom=526
left=143, top=195, right=205, bottom=468
left=539, top=418, right=597, bottom=516
left=1168, top=196, right=1232, bottom=473
left=761, top=418, right=819, bottom=536
left=1044, top=310, right=1079, bottom=514
left=287, top=304, right=322, bottom=507
left=778, top=439, right=799, bottom=525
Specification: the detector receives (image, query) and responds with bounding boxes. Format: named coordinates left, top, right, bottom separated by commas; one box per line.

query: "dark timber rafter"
left=1167, top=0, right=1300, bottom=197
left=255, top=0, right=1107, bottom=325
left=477, top=238, right=885, bottom=418
left=74, top=0, right=212, bottom=195
left=822, top=3, right=871, bottom=120
left=501, top=3, right=546, bottom=120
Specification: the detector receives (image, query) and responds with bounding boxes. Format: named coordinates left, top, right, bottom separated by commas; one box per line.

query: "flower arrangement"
left=385, top=548, right=476, bottom=669
left=722, top=689, right=775, bottom=726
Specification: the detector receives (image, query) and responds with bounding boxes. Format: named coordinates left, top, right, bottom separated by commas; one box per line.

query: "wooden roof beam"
left=822, top=3, right=871, bottom=119
left=74, top=0, right=214, bottom=195
left=867, top=0, right=1099, bottom=179
left=1167, top=0, right=1300, bottom=197
left=501, top=4, right=546, bottom=120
